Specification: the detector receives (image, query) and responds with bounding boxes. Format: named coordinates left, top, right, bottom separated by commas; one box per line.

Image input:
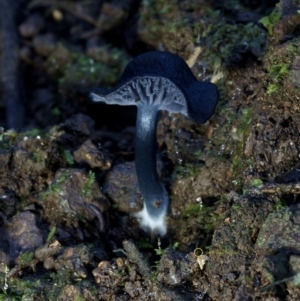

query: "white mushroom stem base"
left=134, top=206, right=167, bottom=237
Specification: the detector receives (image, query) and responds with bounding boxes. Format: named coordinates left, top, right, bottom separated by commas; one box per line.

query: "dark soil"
left=1, top=0, right=300, bottom=300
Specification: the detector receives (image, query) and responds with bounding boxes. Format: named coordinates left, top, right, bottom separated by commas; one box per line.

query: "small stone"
left=103, top=162, right=143, bottom=213
left=43, top=257, right=55, bottom=270
left=33, top=34, right=56, bottom=57
left=96, top=3, right=128, bottom=32
left=19, top=14, right=44, bottom=38
left=98, top=260, right=110, bottom=269
left=74, top=139, right=111, bottom=170
left=19, top=46, right=33, bottom=64
left=116, top=257, right=125, bottom=268
left=5, top=211, right=43, bottom=259
left=52, top=9, right=63, bottom=22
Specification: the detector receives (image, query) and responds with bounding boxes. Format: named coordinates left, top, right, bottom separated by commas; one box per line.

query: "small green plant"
left=200, top=19, right=266, bottom=70
left=74, top=295, right=86, bottom=301
left=266, top=63, right=290, bottom=95
left=22, top=128, right=44, bottom=138
left=59, top=148, right=74, bottom=165
left=50, top=107, right=61, bottom=117
left=173, top=162, right=204, bottom=179
left=267, top=83, right=279, bottom=95
left=0, top=294, right=21, bottom=301
left=42, top=172, right=70, bottom=200
left=172, top=242, right=179, bottom=250
left=268, top=63, right=290, bottom=81
left=183, top=203, right=201, bottom=218
left=193, top=150, right=202, bottom=157
left=32, top=151, right=44, bottom=163
left=0, top=129, right=18, bottom=143
left=82, top=171, right=95, bottom=197
left=231, top=204, right=242, bottom=210
left=154, top=241, right=179, bottom=256
left=3, top=264, right=9, bottom=292
left=154, top=247, right=164, bottom=256
left=259, top=8, right=281, bottom=35
left=154, top=238, right=164, bottom=256
left=16, top=251, right=34, bottom=267
left=273, top=200, right=285, bottom=211
left=249, top=178, right=263, bottom=187
left=47, top=226, right=57, bottom=242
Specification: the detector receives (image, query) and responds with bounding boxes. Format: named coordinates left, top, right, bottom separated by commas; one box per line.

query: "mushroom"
left=90, top=51, right=218, bottom=236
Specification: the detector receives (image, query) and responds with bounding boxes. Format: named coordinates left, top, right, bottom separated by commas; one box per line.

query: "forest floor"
left=0, top=0, right=300, bottom=300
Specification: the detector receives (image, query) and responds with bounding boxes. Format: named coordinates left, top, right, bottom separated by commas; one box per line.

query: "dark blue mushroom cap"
left=91, top=51, right=218, bottom=123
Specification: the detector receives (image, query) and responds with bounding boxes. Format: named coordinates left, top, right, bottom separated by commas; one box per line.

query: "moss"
left=0, top=294, right=21, bottom=301
left=50, top=107, right=61, bottom=117
left=21, top=128, right=45, bottom=138
left=32, top=151, right=44, bottom=163
left=46, top=43, right=129, bottom=96
left=229, top=108, right=253, bottom=187
left=58, top=54, right=117, bottom=85
left=182, top=203, right=219, bottom=232
left=266, top=83, right=279, bottom=95
left=268, top=63, right=290, bottom=80
left=46, top=226, right=57, bottom=243
left=182, top=203, right=201, bottom=217
left=259, top=7, right=281, bottom=35
left=58, top=148, right=74, bottom=166
left=210, top=105, right=254, bottom=191
left=249, top=178, right=264, bottom=187
left=1, top=277, right=42, bottom=300
left=16, top=251, right=34, bottom=267
left=273, top=201, right=286, bottom=211
left=266, top=62, right=290, bottom=95
left=74, top=296, right=86, bottom=301
left=81, top=170, right=95, bottom=198
left=138, top=0, right=180, bottom=48
left=263, top=40, right=299, bottom=100
left=41, top=171, right=70, bottom=200
left=0, top=270, right=99, bottom=301
left=0, top=129, right=18, bottom=144
left=162, top=19, right=195, bottom=58
left=201, top=19, right=266, bottom=70
left=173, top=162, right=204, bottom=179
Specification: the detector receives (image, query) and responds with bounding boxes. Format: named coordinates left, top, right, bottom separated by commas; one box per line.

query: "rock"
left=57, top=114, right=95, bottom=149
left=204, top=194, right=272, bottom=300
left=0, top=251, right=9, bottom=272
left=103, top=162, right=143, bottom=213
left=96, top=3, right=128, bottom=32
left=74, top=139, right=111, bottom=170
left=64, top=113, right=95, bottom=137
left=35, top=239, right=62, bottom=262
left=37, top=168, right=110, bottom=232
left=33, top=33, right=56, bottom=57
left=19, top=46, right=33, bottom=64
left=19, top=14, right=44, bottom=38
left=122, top=240, right=151, bottom=277
left=5, top=211, right=44, bottom=259
left=11, top=135, right=49, bottom=195
left=54, top=245, right=92, bottom=278
left=156, top=247, right=194, bottom=285
left=256, top=203, right=300, bottom=252
left=289, top=255, right=300, bottom=275
left=92, top=257, right=129, bottom=288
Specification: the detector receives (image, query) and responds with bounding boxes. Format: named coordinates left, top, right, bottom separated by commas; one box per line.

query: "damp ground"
left=0, top=0, right=300, bottom=300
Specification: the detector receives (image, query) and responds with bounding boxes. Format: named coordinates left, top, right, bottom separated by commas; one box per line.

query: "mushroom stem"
left=135, top=104, right=168, bottom=232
